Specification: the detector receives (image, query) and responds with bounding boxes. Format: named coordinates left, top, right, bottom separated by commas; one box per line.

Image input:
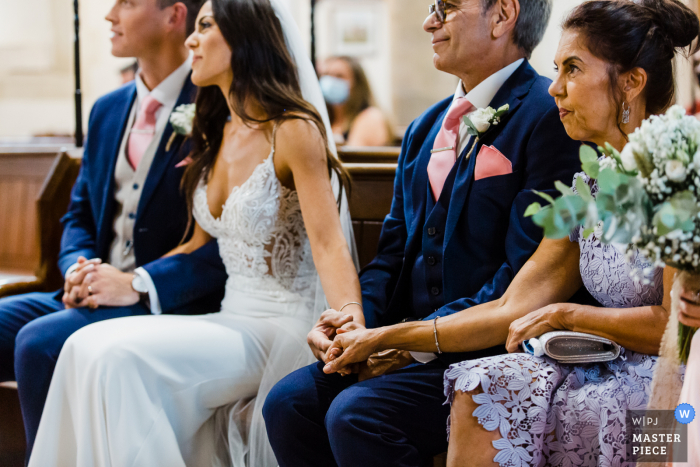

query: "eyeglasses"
left=428, top=0, right=446, bottom=23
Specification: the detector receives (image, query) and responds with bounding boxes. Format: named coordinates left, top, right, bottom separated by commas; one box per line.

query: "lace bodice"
left=570, top=171, right=663, bottom=308
left=192, top=143, right=316, bottom=301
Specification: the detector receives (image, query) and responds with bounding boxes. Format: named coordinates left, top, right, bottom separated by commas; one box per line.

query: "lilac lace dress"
left=443, top=172, right=664, bottom=467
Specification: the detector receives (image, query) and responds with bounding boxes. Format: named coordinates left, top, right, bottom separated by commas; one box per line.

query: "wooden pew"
left=0, top=146, right=71, bottom=279
left=0, top=151, right=82, bottom=299
left=338, top=146, right=400, bottom=165
left=346, top=162, right=397, bottom=269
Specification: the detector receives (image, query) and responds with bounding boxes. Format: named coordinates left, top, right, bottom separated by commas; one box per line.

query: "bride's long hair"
left=181, top=0, right=349, bottom=220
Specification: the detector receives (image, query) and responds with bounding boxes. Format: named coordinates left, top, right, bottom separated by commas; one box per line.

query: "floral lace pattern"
left=193, top=137, right=316, bottom=302
left=443, top=169, right=663, bottom=467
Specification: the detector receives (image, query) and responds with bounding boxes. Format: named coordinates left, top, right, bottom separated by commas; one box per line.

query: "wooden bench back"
left=338, top=146, right=400, bottom=164
left=346, top=163, right=397, bottom=269
left=0, top=151, right=81, bottom=298
left=0, top=148, right=398, bottom=297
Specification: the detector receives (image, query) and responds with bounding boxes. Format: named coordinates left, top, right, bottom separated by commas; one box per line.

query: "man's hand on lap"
left=77, top=264, right=140, bottom=309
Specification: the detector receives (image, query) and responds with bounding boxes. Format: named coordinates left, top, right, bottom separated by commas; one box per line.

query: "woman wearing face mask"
left=28, top=0, right=361, bottom=466
left=319, top=56, right=392, bottom=146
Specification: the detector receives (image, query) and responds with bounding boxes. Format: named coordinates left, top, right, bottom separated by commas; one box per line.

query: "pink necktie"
left=127, top=95, right=162, bottom=170
left=427, top=98, right=474, bottom=200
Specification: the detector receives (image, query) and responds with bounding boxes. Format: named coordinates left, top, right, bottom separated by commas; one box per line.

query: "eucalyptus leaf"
left=575, top=176, right=593, bottom=202
left=582, top=227, right=595, bottom=238
left=555, top=180, right=574, bottom=197
left=533, top=190, right=556, bottom=205
left=579, top=145, right=599, bottom=164
left=582, top=161, right=600, bottom=179
left=524, top=202, right=542, bottom=217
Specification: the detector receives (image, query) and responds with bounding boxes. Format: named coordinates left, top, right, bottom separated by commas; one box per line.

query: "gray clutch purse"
left=522, top=331, right=621, bottom=364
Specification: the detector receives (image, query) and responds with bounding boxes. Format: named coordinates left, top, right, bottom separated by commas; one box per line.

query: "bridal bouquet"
left=525, top=105, right=700, bottom=363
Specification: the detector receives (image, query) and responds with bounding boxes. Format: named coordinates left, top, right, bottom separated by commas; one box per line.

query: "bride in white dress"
left=28, top=1, right=362, bottom=466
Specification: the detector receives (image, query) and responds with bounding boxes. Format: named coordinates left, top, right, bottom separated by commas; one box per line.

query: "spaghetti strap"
left=270, top=121, right=281, bottom=154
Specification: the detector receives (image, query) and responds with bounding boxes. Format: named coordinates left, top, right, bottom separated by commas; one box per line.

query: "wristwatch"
left=131, top=274, right=150, bottom=305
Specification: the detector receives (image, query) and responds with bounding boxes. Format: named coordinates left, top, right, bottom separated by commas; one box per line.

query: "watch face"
left=132, top=275, right=148, bottom=294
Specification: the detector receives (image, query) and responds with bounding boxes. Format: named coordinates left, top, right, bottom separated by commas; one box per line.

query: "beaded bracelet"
left=433, top=316, right=442, bottom=354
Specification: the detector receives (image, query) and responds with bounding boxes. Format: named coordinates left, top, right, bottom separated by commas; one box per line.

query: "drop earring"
left=622, top=102, right=630, bottom=124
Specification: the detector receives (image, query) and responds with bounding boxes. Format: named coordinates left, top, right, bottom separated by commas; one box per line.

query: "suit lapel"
left=97, top=86, right=137, bottom=243
left=443, top=61, right=536, bottom=249
left=137, top=76, right=196, bottom=217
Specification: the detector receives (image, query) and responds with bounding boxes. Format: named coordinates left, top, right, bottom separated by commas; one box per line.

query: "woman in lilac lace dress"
left=320, top=1, right=699, bottom=466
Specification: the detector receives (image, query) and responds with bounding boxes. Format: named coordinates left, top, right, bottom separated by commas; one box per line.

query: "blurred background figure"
left=119, top=61, right=138, bottom=85
left=318, top=56, right=392, bottom=146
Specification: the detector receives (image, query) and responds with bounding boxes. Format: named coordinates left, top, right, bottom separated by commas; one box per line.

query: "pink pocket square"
left=474, top=145, right=512, bottom=181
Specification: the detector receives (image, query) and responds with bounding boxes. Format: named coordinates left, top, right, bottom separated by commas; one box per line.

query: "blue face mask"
left=320, top=75, right=350, bottom=105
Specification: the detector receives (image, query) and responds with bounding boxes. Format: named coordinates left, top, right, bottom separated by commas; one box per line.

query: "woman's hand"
left=679, top=284, right=700, bottom=328
left=505, top=303, right=573, bottom=353
left=323, top=328, right=380, bottom=374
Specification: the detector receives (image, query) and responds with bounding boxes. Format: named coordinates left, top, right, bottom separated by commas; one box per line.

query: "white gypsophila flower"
left=620, top=142, right=639, bottom=171
left=665, top=159, right=687, bottom=182
left=469, top=108, right=496, bottom=134
left=599, top=156, right=617, bottom=171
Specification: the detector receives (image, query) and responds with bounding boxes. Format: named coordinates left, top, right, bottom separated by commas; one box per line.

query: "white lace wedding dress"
left=29, top=130, right=353, bottom=467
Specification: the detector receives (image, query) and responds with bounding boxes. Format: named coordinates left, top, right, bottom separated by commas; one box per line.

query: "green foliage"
left=525, top=146, right=652, bottom=244
left=653, top=191, right=699, bottom=236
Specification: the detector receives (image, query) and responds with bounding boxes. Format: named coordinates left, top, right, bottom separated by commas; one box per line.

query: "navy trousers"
left=0, top=290, right=149, bottom=459
left=263, top=360, right=450, bottom=467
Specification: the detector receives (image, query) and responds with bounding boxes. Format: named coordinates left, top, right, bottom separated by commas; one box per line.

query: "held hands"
left=307, top=310, right=360, bottom=362
left=63, top=259, right=140, bottom=310
left=63, top=257, right=102, bottom=308
left=505, top=303, right=573, bottom=353
left=322, top=328, right=379, bottom=374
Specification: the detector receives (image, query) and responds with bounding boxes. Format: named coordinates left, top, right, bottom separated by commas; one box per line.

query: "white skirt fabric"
left=28, top=289, right=311, bottom=467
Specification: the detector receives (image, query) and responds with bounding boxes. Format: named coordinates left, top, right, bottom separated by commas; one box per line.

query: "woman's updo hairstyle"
left=563, top=0, right=699, bottom=117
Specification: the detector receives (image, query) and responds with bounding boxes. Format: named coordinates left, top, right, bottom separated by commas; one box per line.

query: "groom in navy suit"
left=264, top=0, right=585, bottom=465
left=0, top=0, right=227, bottom=458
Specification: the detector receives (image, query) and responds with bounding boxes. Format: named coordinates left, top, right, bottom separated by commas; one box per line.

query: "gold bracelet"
left=433, top=316, right=442, bottom=354
left=339, top=301, right=362, bottom=312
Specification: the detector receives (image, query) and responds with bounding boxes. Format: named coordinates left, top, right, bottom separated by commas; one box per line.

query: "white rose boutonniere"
left=460, top=104, right=509, bottom=159
left=463, top=104, right=509, bottom=138
left=166, top=103, right=196, bottom=151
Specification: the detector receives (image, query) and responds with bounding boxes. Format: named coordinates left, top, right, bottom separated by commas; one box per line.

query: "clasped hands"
left=62, top=256, right=140, bottom=309
left=307, top=310, right=414, bottom=381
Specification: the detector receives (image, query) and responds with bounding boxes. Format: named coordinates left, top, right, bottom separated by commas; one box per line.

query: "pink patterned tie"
left=127, top=95, right=162, bottom=170
left=427, top=98, right=474, bottom=200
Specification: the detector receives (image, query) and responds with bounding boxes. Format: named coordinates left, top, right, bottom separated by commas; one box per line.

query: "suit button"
left=431, top=286, right=440, bottom=296
left=133, top=183, right=139, bottom=190
left=428, top=227, right=437, bottom=236
left=427, top=256, right=436, bottom=266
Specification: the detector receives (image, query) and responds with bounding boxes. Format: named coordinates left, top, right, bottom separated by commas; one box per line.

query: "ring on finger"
left=88, top=285, right=94, bottom=295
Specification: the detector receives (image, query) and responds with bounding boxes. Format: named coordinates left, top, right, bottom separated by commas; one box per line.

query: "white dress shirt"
left=411, top=58, right=524, bottom=364
left=67, top=57, right=192, bottom=315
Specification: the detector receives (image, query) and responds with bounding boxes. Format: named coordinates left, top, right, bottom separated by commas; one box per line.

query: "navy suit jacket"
left=59, top=77, right=227, bottom=314
left=360, top=61, right=584, bottom=356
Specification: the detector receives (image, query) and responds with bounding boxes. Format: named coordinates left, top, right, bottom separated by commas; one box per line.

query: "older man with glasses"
left=264, top=1, right=585, bottom=465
